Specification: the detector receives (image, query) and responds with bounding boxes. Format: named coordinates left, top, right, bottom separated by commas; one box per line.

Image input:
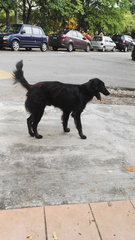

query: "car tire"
left=52, top=47, right=58, bottom=51
left=11, top=40, right=20, bottom=51
left=112, top=47, right=116, bottom=52
left=67, top=43, right=73, bottom=52
left=132, top=46, right=135, bottom=60
left=40, top=43, right=47, bottom=52
left=124, top=46, right=128, bottom=52
left=102, top=46, right=106, bottom=52
left=85, top=44, right=90, bottom=52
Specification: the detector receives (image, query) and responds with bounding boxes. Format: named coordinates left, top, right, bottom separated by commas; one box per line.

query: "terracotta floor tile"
left=45, top=204, right=100, bottom=240
left=0, top=207, right=46, bottom=240
left=131, top=200, right=135, bottom=208
left=91, top=201, right=135, bottom=240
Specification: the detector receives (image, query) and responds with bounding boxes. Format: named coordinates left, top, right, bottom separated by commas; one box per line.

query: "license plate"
left=53, top=37, right=57, bottom=39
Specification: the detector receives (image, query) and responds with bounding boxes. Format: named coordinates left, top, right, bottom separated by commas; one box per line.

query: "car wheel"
left=112, top=47, right=116, bottom=52
left=67, top=43, right=73, bottom=52
left=40, top=43, right=47, bottom=52
left=52, top=47, right=58, bottom=51
left=85, top=44, right=90, bottom=52
left=124, top=46, right=128, bottom=52
left=102, top=46, right=106, bottom=52
left=11, top=40, right=20, bottom=51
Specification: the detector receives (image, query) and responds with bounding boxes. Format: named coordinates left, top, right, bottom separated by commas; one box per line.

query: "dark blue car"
left=0, top=24, right=48, bottom=51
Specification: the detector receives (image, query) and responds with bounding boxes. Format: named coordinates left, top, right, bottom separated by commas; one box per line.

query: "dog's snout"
left=102, top=88, right=110, bottom=96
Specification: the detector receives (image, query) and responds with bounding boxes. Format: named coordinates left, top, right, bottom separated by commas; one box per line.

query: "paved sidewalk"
left=0, top=200, right=135, bottom=240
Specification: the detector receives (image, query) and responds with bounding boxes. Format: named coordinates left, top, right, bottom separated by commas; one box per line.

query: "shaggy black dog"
left=13, top=60, right=110, bottom=139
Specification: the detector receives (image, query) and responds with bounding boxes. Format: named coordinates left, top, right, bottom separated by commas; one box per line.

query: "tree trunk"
left=23, top=0, right=27, bottom=23
left=5, top=9, right=10, bottom=27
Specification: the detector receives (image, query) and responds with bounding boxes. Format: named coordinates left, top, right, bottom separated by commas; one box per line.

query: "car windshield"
left=4, top=24, right=22, bottom=34
left=93, top=36, right=102, bottom=41
left=112, top=35, right=122, bottom=41
left=52, top=29, right=69, bottom=35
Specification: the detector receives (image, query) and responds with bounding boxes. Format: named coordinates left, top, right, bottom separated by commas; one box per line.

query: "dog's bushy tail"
left=13, top=60, right=31, bottom=90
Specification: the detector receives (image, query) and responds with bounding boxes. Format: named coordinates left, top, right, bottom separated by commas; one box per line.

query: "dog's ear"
left=89, top=78, right=101, bottom=91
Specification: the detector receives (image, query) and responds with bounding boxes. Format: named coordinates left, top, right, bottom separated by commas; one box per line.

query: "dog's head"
left=89, top=78, right=110, bottom=100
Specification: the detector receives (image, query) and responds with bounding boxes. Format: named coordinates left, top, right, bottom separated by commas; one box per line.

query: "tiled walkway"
left=0, top=200, right=135, bottom=240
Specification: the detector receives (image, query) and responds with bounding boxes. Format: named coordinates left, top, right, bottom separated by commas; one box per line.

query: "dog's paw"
left=80, top=135, right=87, bottom=139
left=35, top=134, right=43, bottom=139
left=64, top=128, right=70, bottom=133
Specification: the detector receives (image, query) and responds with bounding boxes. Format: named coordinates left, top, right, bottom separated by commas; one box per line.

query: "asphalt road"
left=0, top=50, right=135, bottom=209
left=0, top=49, right=135, bottom=89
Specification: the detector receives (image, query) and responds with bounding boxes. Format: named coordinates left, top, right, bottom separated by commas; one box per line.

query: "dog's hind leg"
left=32, top=107, right=45, bottom=139
left=62, top=111, right=70, bottom=133
left=72, top=112, right=87, bottom=139
left=27, top=114, right=34, bottom=137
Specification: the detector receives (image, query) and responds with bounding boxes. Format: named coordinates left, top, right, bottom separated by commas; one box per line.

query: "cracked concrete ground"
left=0, top=97, right=135, bottom=209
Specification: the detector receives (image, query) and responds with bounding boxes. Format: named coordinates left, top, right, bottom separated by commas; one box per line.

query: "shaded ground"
left=92, top=88, right=135, bottom=106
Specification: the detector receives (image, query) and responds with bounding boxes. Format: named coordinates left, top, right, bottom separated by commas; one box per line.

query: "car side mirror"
left=83, top=37, right=86, bottom=40
left=21, top=30, right=26, bottom=34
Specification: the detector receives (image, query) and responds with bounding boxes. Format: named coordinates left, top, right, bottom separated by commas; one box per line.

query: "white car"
left=91, top=35, right=116, bottom=52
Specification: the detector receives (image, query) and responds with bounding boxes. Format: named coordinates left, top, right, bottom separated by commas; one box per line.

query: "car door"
left=104, top=37, right=109, bottom=50
left=107, top=37, right=114, bottom=51
left=20, top=25, right=33, bottom=47
left=32, top=27, right=43, bottom=47
left=76, top=31, right=86, bottom=49
left=67, top=30, right=78, bottom=48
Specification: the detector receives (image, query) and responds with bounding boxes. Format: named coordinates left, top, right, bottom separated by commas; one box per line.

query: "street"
left=0, top=49, right=135, bottom=89
left=0, top=50, right=135, bottom=209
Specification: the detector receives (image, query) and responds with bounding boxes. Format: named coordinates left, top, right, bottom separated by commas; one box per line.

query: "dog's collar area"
left=95, top=92, right=101, bottom=100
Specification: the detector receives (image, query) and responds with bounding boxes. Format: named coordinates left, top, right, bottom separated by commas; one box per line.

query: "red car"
left=49, top=29, right=91, bottom=52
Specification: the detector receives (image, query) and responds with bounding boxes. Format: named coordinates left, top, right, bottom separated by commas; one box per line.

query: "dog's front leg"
left=72, top=112, right=87, bottom=139
left=62, top=111, right=70, bottom=132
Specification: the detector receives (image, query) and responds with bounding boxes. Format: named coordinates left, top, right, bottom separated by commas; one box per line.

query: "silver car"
left=91, top=35, right=116, bottom=52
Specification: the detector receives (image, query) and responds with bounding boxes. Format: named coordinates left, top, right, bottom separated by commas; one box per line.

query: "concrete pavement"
left=0, top=98, right=135, bottom=209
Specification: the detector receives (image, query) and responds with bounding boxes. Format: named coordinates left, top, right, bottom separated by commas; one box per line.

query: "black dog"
left=13, top=60, right=110, bottom=139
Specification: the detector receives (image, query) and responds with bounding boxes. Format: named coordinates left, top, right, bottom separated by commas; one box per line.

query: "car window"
left=105, top=37, right=109, bottom=42
left=121, top=35, right=125, bottom=41
left=93, top=36, right=102, bottom=41
left=66, top=31, right=73, bottom=37
left=77, top=32, right=84, bottom=39
left=39, top=29, right=44, bottom=35
left=107, top=37, right=113, bottom=42
left=112, top=35, right=122, bottom=41
left=71, top=31, right=78, bottom=38
left=125, top=35, right=133, bottom=42
left=22, top=26, right=32, bottom=34
left=5, top=24, right=22, bottom=34
left=32, top=27, right=41, bottom=35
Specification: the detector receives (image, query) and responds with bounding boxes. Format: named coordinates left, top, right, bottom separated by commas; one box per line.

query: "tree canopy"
left=0, top=0, right=135, bottom=35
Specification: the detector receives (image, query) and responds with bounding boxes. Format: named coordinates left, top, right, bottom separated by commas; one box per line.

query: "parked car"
left=48, top=29, right=91, bottom=52
left=0, top=24, right=48, bottom=51
left=131, top=45, right=135, bottom=61
left=90, top=35, right=116, bottom=52
left=112, top=34, right=134, bottom=52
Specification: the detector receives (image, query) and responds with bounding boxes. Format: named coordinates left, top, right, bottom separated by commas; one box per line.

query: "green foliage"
left=123, top=11, right=135, bottom=33
left=0, top=0, right=16, bottom=9
left=37, top=0, right=84, bottom=32
left=0, top=0, right=135, bottom=35
left=77, top=0, right=131, bottom=34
